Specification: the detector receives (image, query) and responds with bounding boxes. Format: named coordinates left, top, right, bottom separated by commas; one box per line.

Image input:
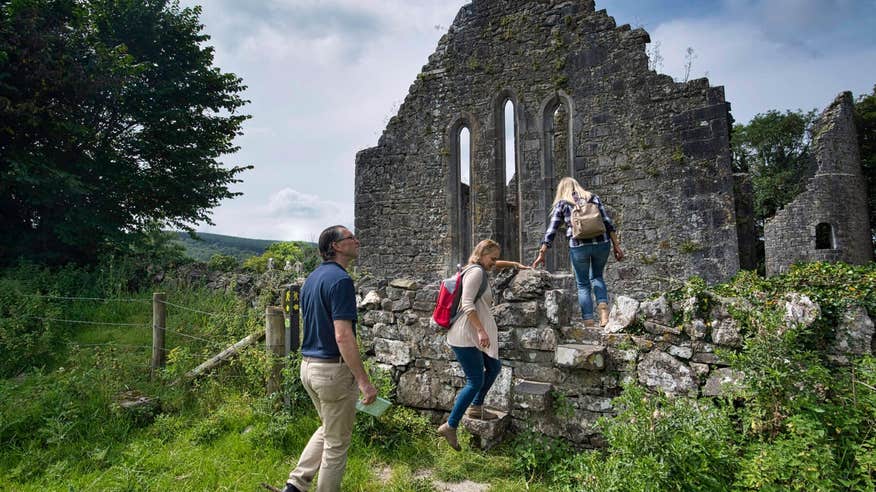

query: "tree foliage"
left=242, top=241, right=320, bottom=274
left=854, top=85, right=876, bottom=243
left=731, top=109, right=817, bottom=224
left=0, top=0, right=251, bottom=265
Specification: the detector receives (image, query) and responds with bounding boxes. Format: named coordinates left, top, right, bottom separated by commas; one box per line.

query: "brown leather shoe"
left=598, top=302, right=610, bottom=327
left=437, top=422, right=461, bottom=451
left=465, top=405, right=498, bottom=420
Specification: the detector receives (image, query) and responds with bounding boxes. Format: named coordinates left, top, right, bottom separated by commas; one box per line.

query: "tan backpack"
left=570, top=193, right=606, bottom=239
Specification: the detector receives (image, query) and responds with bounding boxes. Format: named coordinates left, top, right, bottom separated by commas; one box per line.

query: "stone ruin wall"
left=356, top=269, right=875, bottom=448
left=764, top=92, right=874, bottom=275
left=355, top=0, right=740, bottom=299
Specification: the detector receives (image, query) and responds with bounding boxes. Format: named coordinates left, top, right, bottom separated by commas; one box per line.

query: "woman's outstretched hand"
left=531, top=250, right=546, bottom=269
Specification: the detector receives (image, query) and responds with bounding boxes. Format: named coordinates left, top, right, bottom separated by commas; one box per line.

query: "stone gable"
left=355, top=0, right=740, bottom=298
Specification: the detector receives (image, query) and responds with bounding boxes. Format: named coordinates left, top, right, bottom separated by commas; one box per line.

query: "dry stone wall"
left=355, top=0, right=740, bottom=298
left=356, top=269, right=876, bottom=448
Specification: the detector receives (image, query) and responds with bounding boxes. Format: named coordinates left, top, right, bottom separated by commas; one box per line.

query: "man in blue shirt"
left=283, top=225, right=377, bottom=492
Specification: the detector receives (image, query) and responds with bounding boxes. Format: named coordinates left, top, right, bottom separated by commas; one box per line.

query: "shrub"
left=0, top=280, right=65, bottom=377
left=207, top=254, right=239, bottom=272
left=511, top=429, right=571, bottom=482
left=552, top=384, right=738, bottom=491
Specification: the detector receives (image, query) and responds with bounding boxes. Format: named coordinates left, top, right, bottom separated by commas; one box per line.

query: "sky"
left=179, top=0, right=876, bottom=241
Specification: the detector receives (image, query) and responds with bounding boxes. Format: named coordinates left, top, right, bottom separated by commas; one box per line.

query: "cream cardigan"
left=445, top=265, right=498, bottom=360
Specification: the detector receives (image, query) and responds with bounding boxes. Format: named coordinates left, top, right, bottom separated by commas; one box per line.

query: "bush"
left=0, top=279, right=65, bottom=377
left=207, top=254, right=239, bottom=272
left=548, top=384, right=738, bottom=491
left=243, top=241, right=319, bottom=274
left=511, top=429, right=571, bottom=482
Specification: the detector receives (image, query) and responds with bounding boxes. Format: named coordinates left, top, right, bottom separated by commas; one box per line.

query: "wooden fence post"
left=265, top=306, right=286, bottom=396
left=151, top=292, right=167, bottom=374
left=283, top=284, right=301, bottom=353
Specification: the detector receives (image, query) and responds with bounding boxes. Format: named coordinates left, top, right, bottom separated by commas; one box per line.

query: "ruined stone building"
left=355, top=0, right=741, bottom=299
left=764, top=92, right=873, bottom=275
left=350, top=0, right=874, bottom=448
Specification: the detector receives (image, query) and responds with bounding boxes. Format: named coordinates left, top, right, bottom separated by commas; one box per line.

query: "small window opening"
left=815, top=223, right=834, bottom=250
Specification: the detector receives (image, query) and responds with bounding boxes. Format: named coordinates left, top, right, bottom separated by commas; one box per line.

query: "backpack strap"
left=450, top=264, right=489, bottom=323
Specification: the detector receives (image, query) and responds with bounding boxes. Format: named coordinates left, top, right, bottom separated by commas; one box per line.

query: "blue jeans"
left=448, top=346, right=502, bottom=428
left=570, top=241, right=611, bottom=320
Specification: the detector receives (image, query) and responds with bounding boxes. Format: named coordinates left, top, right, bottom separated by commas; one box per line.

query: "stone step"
left=554, top=344, right=606, bottom=370
left=513, top=379, right=553, bottom=412
left=461, top=409, right=510, bottom=450
left=559, top=322, right=604, bottom=344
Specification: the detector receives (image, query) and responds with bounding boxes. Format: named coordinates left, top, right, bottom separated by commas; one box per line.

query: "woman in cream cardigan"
left=437, top=239, right=529, bottom=451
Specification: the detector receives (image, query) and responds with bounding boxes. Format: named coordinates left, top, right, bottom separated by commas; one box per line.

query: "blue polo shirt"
left=300, top=261, right=358, bottom=359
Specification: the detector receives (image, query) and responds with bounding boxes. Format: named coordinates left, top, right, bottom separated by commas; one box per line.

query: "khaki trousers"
left=287, top=360, right=358, bottom=492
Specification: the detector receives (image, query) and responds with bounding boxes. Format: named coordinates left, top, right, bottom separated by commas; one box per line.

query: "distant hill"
left=171, top=231, right=280, bottom=262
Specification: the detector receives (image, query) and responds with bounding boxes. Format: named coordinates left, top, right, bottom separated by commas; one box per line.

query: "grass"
left=0, top=279, right=536, bottom=492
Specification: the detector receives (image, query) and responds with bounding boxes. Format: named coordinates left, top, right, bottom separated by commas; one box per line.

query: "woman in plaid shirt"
left=532, top=177, right=624, bottom=326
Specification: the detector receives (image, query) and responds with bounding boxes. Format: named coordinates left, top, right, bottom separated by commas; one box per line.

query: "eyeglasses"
left=335, top=235, right=358, bottom=243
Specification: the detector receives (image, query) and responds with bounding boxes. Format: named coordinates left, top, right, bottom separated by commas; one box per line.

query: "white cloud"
left=649, top=17, right=876, bottom=123
left=197, top=187, right=352, bottom=241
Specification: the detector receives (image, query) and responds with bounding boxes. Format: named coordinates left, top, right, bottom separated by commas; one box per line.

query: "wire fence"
left=6, top=292, right=279, bottom=359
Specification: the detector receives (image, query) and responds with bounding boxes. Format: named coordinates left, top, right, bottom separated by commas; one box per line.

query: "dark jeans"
left=447, top=346, right=502, bottom=428
left=570, top=241, right=611, bottom=320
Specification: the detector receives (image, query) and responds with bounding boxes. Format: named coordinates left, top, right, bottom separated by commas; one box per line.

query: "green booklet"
left=356, top=396, right=392, bottom=417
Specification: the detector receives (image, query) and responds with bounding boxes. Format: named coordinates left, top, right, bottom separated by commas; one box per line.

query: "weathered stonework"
left=764, top=92, right=874, bottom=275
left=354, top=270, right=874, bottom=447
left=355, top=0, right=740, bottom=298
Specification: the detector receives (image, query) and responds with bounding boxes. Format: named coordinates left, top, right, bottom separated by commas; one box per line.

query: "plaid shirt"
left=541, top=193, right=616, bottom=248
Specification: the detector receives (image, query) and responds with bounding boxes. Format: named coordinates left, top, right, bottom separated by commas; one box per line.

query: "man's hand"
left=359, top=380, right=378, bottom=405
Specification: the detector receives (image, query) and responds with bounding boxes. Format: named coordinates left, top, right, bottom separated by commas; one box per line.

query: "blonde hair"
left=468, top=239, right=500, bottom=265
left=551, top=176, right=591, bottom=210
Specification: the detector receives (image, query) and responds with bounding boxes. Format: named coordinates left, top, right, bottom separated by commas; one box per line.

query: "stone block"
left=685, top=318, right=709, bottom=340
left=484, top=365, right=513, bottom=411
left=390, top=297, right=412, bottom=312
left=397, top=369, right=456, bottom=410
left=357, top=290, right=382, bottom=310
left=783, top=293, right=820, bottom=330
left=389, top=278, right=419, bottom=290
left=577, top=395, right=613, bottom=412
left=506, top=269, right=550, bottom=300
left=637, top=351, right=697, bottom=396
left=639, top=295, right=674, bottom=325
left=643, top=321, right=681, bottom=335
left=462, top=410, right=511, bottom=450
left=667, top=344, right=693, bottom=359
left=492, top=301, right=539, bottom=327
left=711, top=318, right=741, bottom=347
left=361, top=309, right=394, bottom=327
left=545, top=289, right=571, bottom=326
left=508, top=361, right=565, bottom=384
left=702, top=367, right=744, bottom=397
left=513, top=380, right=553, bottom=411
left=374, top=338, right=413, bottom=366
left=831, top=305, right=874, bottom=356
left=690, top=362, right=710, bottom=380
left=605, top=295, right=639, bottom=333
left=555, top=344, right=606, bottom=370
left=517, top=327, right=558, bottom=351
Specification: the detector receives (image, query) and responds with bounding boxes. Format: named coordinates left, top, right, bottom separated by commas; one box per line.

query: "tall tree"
left=0, top=0, right=251, bottom=264
left=853, top=85, right=876, bottom=247
left=731, top=109, right=817, bottom=225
